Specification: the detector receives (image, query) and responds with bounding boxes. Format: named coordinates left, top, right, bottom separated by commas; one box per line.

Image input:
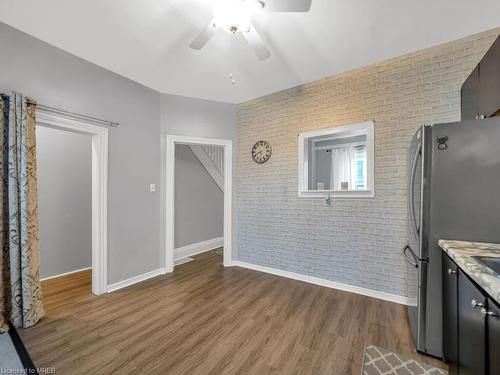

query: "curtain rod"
left=1, top=94, right=119, bottom=127
left=34, top=104, right=119, bottom=128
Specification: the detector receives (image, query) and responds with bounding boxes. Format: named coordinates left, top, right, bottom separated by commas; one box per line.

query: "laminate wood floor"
left=20, top=251, right=446, bottom=374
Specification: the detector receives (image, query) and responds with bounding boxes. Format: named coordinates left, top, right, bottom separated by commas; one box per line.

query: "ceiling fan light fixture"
left=213, top=0, right=250, bottom=34
left=190, top=0, right=312, bottom=60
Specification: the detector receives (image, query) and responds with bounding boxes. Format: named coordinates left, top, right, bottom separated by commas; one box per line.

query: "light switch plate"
left=149, top=184, right=156, bottom=192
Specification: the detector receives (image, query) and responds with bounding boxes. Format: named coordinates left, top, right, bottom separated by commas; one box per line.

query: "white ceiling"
left=1, top=0, right=499, bottom=103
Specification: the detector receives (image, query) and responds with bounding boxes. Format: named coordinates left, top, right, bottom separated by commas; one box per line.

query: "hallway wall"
left=37, top=126, right=92, bottom=279
left=174, top=145, right=223, bottom=249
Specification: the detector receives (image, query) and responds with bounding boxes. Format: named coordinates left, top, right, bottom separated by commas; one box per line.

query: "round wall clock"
left=251, top=140, right=272, bottom=164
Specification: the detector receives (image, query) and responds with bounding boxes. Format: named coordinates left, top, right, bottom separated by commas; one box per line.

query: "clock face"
left=252, top=140, right=272, bottom=164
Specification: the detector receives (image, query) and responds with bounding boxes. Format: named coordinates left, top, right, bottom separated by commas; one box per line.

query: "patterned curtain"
left=0, top=92, right=44, bottom=333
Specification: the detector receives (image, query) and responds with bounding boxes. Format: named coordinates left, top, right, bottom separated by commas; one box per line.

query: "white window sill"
left=298, top=190, right=375, bottom=198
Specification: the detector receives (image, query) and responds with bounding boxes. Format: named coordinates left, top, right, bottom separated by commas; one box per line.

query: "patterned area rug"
left=363, top=345, right=447, bottom=375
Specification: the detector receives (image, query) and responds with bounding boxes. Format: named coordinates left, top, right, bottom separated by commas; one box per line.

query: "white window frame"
left=298, top=120, right=375, bottom=198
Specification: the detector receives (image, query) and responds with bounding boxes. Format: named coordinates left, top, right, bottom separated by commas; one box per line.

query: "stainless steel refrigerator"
left=404, top=117, right=500, bottom=358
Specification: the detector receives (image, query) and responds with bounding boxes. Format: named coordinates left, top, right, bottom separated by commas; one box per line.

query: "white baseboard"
left=41, top=267, right=92, bottom=281
left=174, top=237, right=223, bottom=261
left=107, top=237, right=223, bottom=294
left=231, top=261, right=413, bottom=306
left=174, top=257, right=194, bottom=266
left=107, top=268, right=166, bottom=293
left=407, top=298, right=418, bottom=306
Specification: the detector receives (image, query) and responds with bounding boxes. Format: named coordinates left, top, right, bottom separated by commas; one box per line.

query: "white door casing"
left=165, top=135, right=232, bottom=273
left=36, top=110, right=108, bottom=295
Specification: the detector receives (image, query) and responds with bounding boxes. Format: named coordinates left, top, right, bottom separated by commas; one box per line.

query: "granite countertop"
left=439, top=239, right=500, bottom=305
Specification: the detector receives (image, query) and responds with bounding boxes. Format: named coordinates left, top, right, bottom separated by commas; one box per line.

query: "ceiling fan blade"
left=242, top=23, right=271, bottom=61
left=262, top=0, right=312, bottom=12
left=189, top=19, right=218, bottom=50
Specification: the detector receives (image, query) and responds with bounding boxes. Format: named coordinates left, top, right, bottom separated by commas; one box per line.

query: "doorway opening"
left=36, top=110, right=108, bottom=295
left=165, top=135, right=232, bottom=272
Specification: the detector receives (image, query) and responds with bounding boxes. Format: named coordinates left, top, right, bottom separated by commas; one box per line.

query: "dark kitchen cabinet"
left=442, top=253, right=458, bottom=374
left=488, top=300, right=500, bottom=375
left=461, top=65, right=479, bottom=120
left=458, top=269, right=487, bottom=375
left=457, top=269, right=487, bottom=375
left=461, top=35, right=500, bottom=120
left=479, top=37, right=500, bottom=118
left=442, top=253, right=500, bottom=375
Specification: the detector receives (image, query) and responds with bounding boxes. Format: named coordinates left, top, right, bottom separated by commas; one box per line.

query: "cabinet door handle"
left=448, top=268, right=457, bottom=275
left=471, top=299, right=485, bottom=308
left=480, top=308, right=498, bottom=317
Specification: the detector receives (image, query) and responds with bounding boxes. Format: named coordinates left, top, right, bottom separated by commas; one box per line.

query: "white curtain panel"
left=329, top=147, right=355, bottom=190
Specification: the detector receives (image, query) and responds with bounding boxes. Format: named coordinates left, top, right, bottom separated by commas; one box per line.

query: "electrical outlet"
left=149, top=184, right=156, bottom=192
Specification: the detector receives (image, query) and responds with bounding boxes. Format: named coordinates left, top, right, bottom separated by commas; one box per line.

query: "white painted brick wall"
left=236, top=28, right=500, bottom=299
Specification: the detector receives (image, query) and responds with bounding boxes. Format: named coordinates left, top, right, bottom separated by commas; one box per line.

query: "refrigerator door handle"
left=409, top=143, right=422, bottom=240
left=402, top=245, right=419, bottom=268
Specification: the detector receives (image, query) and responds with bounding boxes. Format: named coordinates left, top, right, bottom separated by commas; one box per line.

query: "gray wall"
left=0, top=22, right=238, bottom=284
left=37, top=127, right=92, bottom=279
left=237, top=28, right=500, bottom=301
left=0, top=22, right=161, bottom=284
left=174, top=145, right=223, bottom=248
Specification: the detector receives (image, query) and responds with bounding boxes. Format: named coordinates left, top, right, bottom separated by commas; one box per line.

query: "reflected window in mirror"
left=298, top=121, right=374, bottom=198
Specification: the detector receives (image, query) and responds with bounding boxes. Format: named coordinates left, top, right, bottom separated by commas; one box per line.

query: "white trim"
left=223, top=142, right=233, bottom=268
left=189, top=145, right=224, bottom=192
left=36, top=110, right=108, bottom=296
left=40, top=267, right=92, bottom=281
left=174, top=257, right=194, bottom=266
left=298, top=190, right=375, bottom=198
left=107, top=268, right=166, bottom=293
left=174, top=237, right=223, bottom=260
left=298, top=120, right=375, bottom=198
left=165, top=135, right=233, bottom=273
left=231, top=261, right=413, bottom=306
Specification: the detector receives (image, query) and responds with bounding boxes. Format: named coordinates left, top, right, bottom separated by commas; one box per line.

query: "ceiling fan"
left=189, top=0, right=312, bottom=61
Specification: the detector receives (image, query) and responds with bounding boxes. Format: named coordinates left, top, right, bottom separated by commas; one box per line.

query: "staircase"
left=189, top=145, right=224, bottom=192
